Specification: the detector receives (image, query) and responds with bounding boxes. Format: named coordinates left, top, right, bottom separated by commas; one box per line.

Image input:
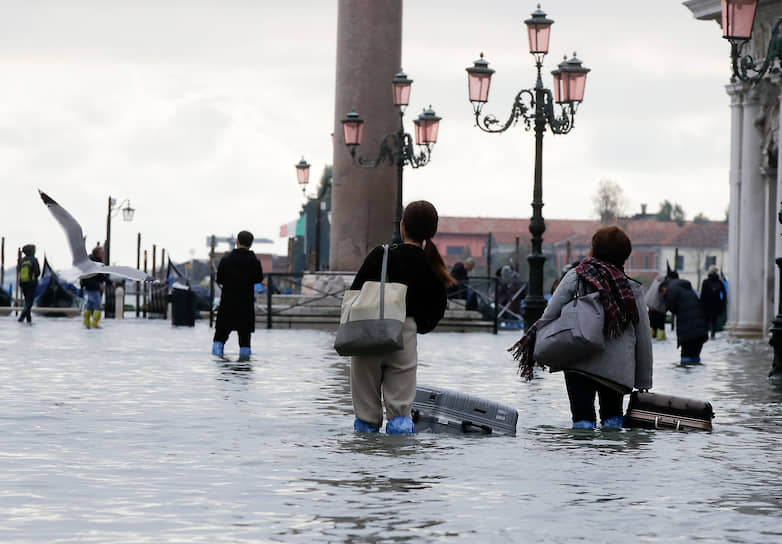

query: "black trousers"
left=18, top=284, right=37, bottom=322
left=564, top=371, right=624, bottom=424
left=681, top=339, right=705, bottom=359
left=648, top=309, right=666, bottom=332
left=704, top=312, right=720, bottom=336
left=213, top=327, right=251, bottom=348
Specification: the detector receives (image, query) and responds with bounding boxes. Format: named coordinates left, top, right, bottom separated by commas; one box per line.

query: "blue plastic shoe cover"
left=354, top=418, right=380, bottom=433
left=681, top=356, right=701, bottom=364
left=238, top=347, right=251, bottom=361
left=572, top=420, right=596, bottom=429
left=212, top=341, right=224, bottom=356
left=602, top=416, right=624, bottom=428
left=385, top=416, right=416, bottom=434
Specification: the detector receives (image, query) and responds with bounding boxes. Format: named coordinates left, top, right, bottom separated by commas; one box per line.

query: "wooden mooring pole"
left=136, top=233, right=141, bottom=318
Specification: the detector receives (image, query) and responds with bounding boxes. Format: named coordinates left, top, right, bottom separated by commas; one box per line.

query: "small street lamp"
left=341, top=70, right=441, bottom=243
left=295, top=156, right=311, bottom=194
left=465, top=4, right=589, bottom=327
left=720, top=0, right=769, bottom=82
left=105, top=196, right=135, bottom=266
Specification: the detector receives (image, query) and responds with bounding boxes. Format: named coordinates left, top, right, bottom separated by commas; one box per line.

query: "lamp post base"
left=769, top=315, right=782, bottom=377
left=522, top=295, right=547, bottom=329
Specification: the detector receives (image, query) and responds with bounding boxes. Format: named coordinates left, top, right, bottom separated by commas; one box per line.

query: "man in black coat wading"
left=212, top=231, right=264, bottom=361
left=661, top=278, right=709, bottom=364
left=700, top=265, right=727, bottom=339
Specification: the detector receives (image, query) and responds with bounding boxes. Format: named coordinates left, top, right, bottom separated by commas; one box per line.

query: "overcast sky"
left=0, top=0, right=729, bottom=274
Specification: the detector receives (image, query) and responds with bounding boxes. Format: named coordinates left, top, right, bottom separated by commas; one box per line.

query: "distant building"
left=434, top=215, right=728, bottom=291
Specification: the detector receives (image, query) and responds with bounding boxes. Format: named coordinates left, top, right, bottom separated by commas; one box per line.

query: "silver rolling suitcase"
left=411, top=385, right=518, bottom=435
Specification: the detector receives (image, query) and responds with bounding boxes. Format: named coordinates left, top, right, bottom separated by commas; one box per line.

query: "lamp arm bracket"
left=474, top=89, right=534, bottom=133
left=402, top=132, right=433, bottom=169
left=110, top=198, right=132, bottom=217
left=350, top=133, right=399, bottom=169
left=733, top=18, right=782, bottom=83
left=542, top=89, right=575, bottom=135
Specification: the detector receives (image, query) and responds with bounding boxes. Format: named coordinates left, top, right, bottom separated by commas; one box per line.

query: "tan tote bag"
left=334, top=245, right=407, bottom=356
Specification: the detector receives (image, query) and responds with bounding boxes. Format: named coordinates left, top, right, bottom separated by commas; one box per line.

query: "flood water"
left=1, top=316, right=781, bottom=543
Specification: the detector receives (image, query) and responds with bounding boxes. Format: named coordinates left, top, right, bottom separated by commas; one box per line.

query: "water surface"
left=1, top=317, right=781, bottom=543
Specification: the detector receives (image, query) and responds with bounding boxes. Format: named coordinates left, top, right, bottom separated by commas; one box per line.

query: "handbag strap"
left=379, top=244, right=389, bottom=319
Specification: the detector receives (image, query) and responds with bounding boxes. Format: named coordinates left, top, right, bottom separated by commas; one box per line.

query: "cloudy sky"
left=0, top=0, right=729, bottom=273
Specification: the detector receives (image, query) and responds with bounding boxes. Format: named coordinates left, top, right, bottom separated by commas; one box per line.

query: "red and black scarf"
left=509, top=257, right=639, bottom=381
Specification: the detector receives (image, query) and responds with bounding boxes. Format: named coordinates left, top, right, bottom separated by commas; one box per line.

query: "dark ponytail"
left=402, top=200, right=456, bottom=288
left=423, top=238, right=457, bottom=287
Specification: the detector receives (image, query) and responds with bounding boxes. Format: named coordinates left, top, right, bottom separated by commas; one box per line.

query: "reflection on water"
left=1, top=318, right=782, bottom=543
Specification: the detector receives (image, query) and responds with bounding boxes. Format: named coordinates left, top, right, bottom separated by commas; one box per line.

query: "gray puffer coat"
left=539, top=268, right=653, bottom=393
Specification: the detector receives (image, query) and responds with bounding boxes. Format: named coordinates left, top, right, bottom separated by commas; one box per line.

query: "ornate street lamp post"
left=105, top=196, right=135, bottom=266
left=465, top=4, right=589, bottom=327
left=341, top=70, right=441, bottom=243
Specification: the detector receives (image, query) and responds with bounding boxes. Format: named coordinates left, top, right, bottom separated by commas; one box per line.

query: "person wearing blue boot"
left=349, top=201, right=454, bottom=434
left=212, top=231, right=264, bottom=361
left=511, top=226, right=653, bottom=429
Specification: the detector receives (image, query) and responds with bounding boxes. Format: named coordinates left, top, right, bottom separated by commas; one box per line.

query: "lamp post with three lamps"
left=105, top=196, right=135, bottom=266
left=340, top=70, right=441, bottom=244
left=720, top=0, right=782, bottom=376
left=465, top=4, right=589, bottom=327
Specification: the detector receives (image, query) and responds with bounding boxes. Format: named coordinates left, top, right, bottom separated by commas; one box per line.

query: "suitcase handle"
left=461, top=420, right=493, bottom=434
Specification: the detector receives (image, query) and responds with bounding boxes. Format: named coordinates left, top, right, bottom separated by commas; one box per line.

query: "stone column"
left=763, top=164, right=777, bottom=327
left=330, top=0, right=402, bottom=271
left=725, top=82, right=745, bottom=332
left=735, top=84, right=767, bottom=337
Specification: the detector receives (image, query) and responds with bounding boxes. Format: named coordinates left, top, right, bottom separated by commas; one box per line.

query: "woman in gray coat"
left=511, top=226, right=653, bottom=429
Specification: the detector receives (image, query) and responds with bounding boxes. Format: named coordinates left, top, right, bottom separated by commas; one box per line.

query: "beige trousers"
left=350, top=318, right=418, bottom=427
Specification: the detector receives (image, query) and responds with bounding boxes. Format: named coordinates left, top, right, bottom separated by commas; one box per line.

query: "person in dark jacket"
left=700, top=265, right=727, bottom=339
left=212, top=231, right=264, bottom=361
left=17, top=244, right=41, bottom=324
left=448, top=257, right=476, bottom=309
left=349, top=201, right=455, bottom=434
left=661, top=278, right=708, bottom=363
left=80, top=245, right=109, bottom=329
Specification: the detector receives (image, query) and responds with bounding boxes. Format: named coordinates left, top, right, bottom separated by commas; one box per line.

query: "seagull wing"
left=101, top=265, right=154, bottom=282
left=39, top=190, right=89, bottom=267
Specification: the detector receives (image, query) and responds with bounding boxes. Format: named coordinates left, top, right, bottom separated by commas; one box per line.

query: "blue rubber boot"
left=212, top=341, right=224, bottom=357
left=386, top=416, right=416, bottom=434
left=602, top=416, right=624, bottom=429
left=238, top=347, right=251, bottom=362
left=681, top=356, right=701, bottom=364
left=572, top=420, right=596, bottom=429
left=354, top=418, right=380, bottom=433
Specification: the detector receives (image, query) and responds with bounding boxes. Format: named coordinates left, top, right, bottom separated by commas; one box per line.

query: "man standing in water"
left=212, top=231, right=264, bottom=361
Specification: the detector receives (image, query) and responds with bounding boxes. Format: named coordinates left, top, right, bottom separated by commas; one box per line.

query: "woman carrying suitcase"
left=349, top=201, right=455, bottom=434
left=511, top=226, right=653, bottom=429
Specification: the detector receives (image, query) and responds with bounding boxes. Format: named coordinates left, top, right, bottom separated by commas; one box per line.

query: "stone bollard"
left=115, top=284, right=125, bottom=320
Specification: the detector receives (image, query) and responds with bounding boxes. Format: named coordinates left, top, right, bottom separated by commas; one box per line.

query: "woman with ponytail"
left=349, top=200, right=456, bottom=434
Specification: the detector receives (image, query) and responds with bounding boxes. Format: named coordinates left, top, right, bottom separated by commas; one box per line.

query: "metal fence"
left=249, top=273, right=527, bottom=334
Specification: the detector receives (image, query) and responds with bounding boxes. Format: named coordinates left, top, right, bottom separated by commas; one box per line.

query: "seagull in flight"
left=39, top=190, right=153, bottom=282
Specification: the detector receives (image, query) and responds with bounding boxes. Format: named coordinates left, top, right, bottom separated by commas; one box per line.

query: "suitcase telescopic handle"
left=461, top=421, right=493, bottom=434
